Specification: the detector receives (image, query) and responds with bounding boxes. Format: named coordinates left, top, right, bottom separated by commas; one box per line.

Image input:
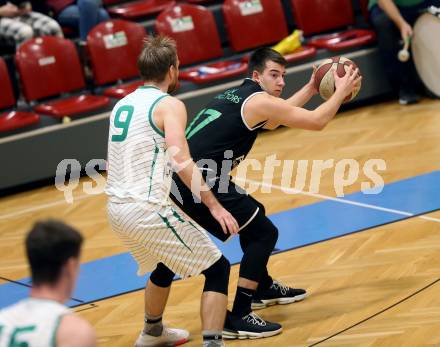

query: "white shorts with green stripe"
left=107, top=200, right=222, bottom=278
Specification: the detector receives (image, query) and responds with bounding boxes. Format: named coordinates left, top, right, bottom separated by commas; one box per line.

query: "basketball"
left=314, top=56, right=361, bottom=102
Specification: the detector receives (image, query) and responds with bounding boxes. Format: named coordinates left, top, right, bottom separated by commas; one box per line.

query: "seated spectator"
left=369, top=0, right=440, bottom=105
left=0, top=0, right=63, bottom=46
left=46, top=0, right=109, bottom=42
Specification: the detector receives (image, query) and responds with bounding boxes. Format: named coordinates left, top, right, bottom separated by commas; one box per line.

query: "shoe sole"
left=135, top=337, right=188, bottom=347
left=251, top=293, right=307, bottom=310
left=222, top=327, right=282, bottom=340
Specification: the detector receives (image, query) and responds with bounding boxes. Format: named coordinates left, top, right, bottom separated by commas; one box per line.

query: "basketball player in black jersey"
left=170, top=47, right=361, bottom=339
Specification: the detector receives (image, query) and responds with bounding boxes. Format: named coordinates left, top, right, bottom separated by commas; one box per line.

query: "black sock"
left=232, top=286, right=255, bottom=317
left=202, top=330, right=223, bottom=341
left=143, top=314, right=163, bottom=337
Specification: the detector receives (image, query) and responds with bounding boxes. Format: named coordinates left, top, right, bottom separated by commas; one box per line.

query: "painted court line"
left=1, top=174, right=439, bottom=223
left=0, top=194, right=92, bottom=220
left=2, top=171, right=439, bottom=309
left=237, top=178, right=440, bottom=223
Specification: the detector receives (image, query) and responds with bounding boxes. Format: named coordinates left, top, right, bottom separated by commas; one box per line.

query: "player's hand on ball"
left=210, top=205, right=239, bottom=235
left=307, top=65, right=319, bottom=95
left=314, top=57, right=361, bottom=102
left=333, top=66, right=362, bottom=100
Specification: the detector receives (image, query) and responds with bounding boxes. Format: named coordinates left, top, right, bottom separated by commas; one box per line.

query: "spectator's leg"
left=369, top=5, right=401, bottom=91
left=20, top=12, right=63, bottom=38
left=0, top=17, right=34, bottom=46
left=57, top=4, right=80, bottom=35
left=77, top=0, right=109, bottom=40
left=98, top=8, right=110, bottom=22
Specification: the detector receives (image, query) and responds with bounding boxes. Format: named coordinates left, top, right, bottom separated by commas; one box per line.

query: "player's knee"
left=250, top=212, right=278, bottom=246
left=257, top=201, right=266, bottom=216
left=149, top=263, right=175, bottom=288
left=202, top=255, right=230, bottom=295
left=266, top=222, right=278, bottom=248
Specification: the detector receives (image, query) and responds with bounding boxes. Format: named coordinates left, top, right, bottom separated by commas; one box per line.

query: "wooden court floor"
left=1, top=98, right=440, bottom=346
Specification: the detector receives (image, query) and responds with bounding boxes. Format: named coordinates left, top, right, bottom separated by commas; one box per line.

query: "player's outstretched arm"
left=250, top=66, right=361, bottom=130
left=57, top=314, right=96, bottom=347
left=160, top=97, right=239, bottom=235
left=286, top=66, right=318, bottom=107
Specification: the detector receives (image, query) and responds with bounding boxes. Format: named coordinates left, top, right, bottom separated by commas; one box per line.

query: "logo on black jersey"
left=215, top=88, right=242, bottom=104
left=232, top=155, right=245, bottom=168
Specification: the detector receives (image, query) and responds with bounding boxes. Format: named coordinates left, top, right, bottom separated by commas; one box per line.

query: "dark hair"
left=248, top=47, right=287, bottom=76
left=26, top=220, right=83, bottom=286
left=137, top=34, right=178, bottom=82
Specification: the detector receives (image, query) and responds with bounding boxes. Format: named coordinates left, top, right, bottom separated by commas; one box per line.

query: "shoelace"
left=142, top=326, right=182, bottom=340
left=162, top=326, right=182, bottom=338
left=244, top=312, right=267, bottom=326
left=271, top=280, right=291, bottom=296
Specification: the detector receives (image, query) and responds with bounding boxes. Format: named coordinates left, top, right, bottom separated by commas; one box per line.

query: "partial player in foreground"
left=0, top=220, right=96, bottom=347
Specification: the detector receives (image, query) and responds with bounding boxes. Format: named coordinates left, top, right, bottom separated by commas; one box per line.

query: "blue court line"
left=340, top=170, right=440, bottom=215
left=1, top=171, right=439, bottom=309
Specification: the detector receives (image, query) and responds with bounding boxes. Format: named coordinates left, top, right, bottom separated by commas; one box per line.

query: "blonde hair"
left=137, top=35, right=178, bottom=82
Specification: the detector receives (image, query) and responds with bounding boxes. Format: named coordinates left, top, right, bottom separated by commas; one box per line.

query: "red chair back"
left=359, top=0, right=370, bottom=21
left=0, top=58, right=15, bottom=109
left=290, top=0, right=355, bottom=36
left=16, top=36, right=86, bottom=102
left=87, top=20, right=146, bottom=85
left=155, top=3, right=222, bottom=66
left=223, top=0, right=289, bottom=52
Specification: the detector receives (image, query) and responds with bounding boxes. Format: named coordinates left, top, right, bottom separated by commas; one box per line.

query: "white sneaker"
left=135, top=326, right=190, bottom=347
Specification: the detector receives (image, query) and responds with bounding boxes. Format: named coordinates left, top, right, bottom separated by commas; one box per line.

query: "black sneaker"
left=251, top=280, right=307, bottom=310
left=223, top=311, right=282, bottom=339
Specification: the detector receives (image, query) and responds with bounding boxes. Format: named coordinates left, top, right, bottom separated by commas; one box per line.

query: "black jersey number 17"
left=185, top=108, right=221, bottom=140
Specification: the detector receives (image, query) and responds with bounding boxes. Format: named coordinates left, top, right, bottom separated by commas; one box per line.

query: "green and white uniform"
left=0, top=298, right=70, bottom=347
left=106, top=86, right=221, bottom=278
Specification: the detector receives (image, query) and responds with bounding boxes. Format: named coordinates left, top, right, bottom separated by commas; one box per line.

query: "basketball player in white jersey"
left=0, top=220, right=95, bottom=347
left=105, top=35, right=239, bottom=347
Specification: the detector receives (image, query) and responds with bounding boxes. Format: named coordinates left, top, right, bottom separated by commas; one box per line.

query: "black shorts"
left=171, top=174, right=262, bottom=242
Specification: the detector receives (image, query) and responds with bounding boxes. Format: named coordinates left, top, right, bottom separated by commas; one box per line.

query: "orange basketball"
left=314, top=56, right=361, bottom=102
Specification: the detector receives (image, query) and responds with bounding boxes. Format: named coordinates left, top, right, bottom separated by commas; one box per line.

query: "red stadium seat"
left=282, top=46, right=317, bottom=63
left=307, top=29, right=375, bottom=51
left=61, top=26, right=76, bottom=37
left=0, top=111, right=40, bottom=133
left=241, top=46, right=317, bottom=65
left=87, top=20, right=146, bottom=98
left=222, top=0, right=289, bottom=52
left=290, top=0, right=375, bottom=51
left=0, top=58, right=15, bottom=110
left=179, top=61, right=248, bottom=84
left=108, top=0, right=175, bottom=20
left=0, top=57, right=40, bottom=133
left=156, top=3, right=247, bottom=83
left=359, top=0, right=370, bottom=21
left=15, top=36, right=109, bottom=119
left=155, top=3, right=222, bottom=66
left=185, top=0, right=213, bottom=4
